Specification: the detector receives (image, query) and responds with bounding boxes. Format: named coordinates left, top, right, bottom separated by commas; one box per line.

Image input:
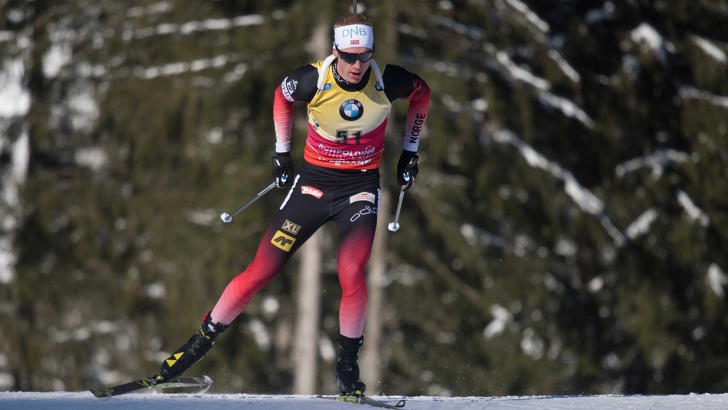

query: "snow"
left=126, top=2, right=174, bottom=19
left=496, top=51, right=550, bottom=91
left=1, top=5, right=727, bottom=408
left=0, top=31, right=15, bottom=44
left=585, top=2, right=617, bottom=24
left=615, top=149, right=690, bottom=179
left=690, top=35, right=727, bottom=63
left=492, top=129, right=626, bottom=246
left=122, top=15, right=264, bottom=41
left=537, top=91, right=595, bottom=129
left=707, top=264, right=728, bottom=298
left=460, top=224, right=509, bottom=250
left=133, top=53, right=238, bottom=80
left=43, top=42, right=72, bottom=79
left=494, top=51, right=593, bottom=129
left=483, top=304, right=513, bottom=339
left=676, top=190, right=709, bottom=227
left=624, top=208, right=658, bottom=240
left=0, top=59, right=31, bottom=117
left=0, top=130, right=28, bottom=285
left=1, top=390, right=727, bottom=409
left=547, top=50, right=580, bottom=84
left=679, top=87, right=728, bottom=109
left=74, top=147, right=107, bottom=172
left=65, top=85, right=100, bottom=132
left=630, top=23, right=674, bottom=65
left=504, top=0, right=550, bottom=34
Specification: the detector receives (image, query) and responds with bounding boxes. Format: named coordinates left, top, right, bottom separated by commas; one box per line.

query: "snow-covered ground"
left=0, top=390, right=727, bottom=409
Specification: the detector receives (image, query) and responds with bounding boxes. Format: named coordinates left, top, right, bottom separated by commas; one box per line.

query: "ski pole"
left=387, top=188, right=405, bottom=232
left=388, top=155, right=418, bottom=232
left=388, top=172, right=411, bottom=232
left=220, top=180, right=279, bottom=223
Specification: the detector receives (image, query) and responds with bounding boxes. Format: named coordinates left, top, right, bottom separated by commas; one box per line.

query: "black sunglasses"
left=335, top=44, right=375, bottom=64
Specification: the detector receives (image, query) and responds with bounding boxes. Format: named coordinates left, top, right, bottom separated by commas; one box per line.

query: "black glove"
left=271, top=153, right=294, bottom=188
left=396, top=150, right=419, bottom=191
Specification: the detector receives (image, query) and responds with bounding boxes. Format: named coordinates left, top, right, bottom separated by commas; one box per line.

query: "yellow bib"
left=303, top=60, right=391, bottom=169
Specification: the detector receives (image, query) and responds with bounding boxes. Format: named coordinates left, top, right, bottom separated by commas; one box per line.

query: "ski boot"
left=158, top=311, right=228, bottom=381
left=336, top=334, right=366, bottom=394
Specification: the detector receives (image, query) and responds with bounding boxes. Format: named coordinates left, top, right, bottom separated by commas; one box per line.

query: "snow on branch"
left=624, top=208, right=658, bottom=240
left=132, top=54, right=239, bottom=80
left=0, top=59, right=31, bottom=118
left=630, top=23, right=675, bottom=65
left=496, top=51, right=550, bottom=90
left=676, top=190, right=710, bottom=227
left=0, top=31, right=14, bottom=45
left=537, top=91, right=595, bottom=129
left=503, top=0, right=550, bottom=35
left=492, top=129, right=627, bottom=246
left=547, top=50, right=580, bottom=84
left=707, top=264, right=728, bottom=298
left=690, top=35, right=727, bottom=64
left=614, top=149, right=691, bottom=178
left=679, top=87, right=728, bottom=109
left=122, top=15, right=265, bottom=41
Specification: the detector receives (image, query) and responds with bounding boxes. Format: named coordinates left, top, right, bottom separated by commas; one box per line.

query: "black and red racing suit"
left=210, top=58, right=430, bottom=338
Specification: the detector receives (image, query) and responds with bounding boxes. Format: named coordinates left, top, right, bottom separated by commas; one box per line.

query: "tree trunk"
left=361, top=186, right=391, bottom=391
left=361, top=0, right=397, bottom=393
left=293, top=230, right=323, bottom=394
left=292, top=11, right=331, bottom=395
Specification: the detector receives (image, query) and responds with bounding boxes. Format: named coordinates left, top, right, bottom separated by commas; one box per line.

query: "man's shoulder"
left=282, top=64, right=320, bottom=102
left=382, top=64, right=417, bottom=100
left=287, top=63, right=319, bottom=83
left=382, top=64, right=412, bottom=78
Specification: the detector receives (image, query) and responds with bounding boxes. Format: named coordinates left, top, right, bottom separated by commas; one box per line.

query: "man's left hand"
left=396, top=150, right=419, bottom=191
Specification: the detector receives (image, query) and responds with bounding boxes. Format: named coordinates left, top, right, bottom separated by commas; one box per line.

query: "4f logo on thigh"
left=271, top=230, right=296, bottom=252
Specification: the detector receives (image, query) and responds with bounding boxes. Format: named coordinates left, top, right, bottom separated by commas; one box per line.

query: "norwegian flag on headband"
left=351, top=40, right=360, bottom=45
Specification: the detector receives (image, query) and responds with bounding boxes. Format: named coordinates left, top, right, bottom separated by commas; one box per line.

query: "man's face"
left=333, top=47, right=372, bottom=84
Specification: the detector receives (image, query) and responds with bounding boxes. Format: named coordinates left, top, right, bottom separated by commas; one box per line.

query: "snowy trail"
left=1, top=391, right=727, bottom=409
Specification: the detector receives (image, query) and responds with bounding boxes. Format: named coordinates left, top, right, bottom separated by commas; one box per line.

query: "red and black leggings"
left=210, top=161, right=380, bottom=338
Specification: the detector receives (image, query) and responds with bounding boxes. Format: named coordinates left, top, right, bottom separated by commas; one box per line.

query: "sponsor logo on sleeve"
left=271, top=230, right=296, bottom=252
left=281, top=77, right=298, bottom=102
left=349, top=192, right=376, bottom=204
left=282, top=220, right=301, bottom=235
left=301, top=185, right=324, bottom=198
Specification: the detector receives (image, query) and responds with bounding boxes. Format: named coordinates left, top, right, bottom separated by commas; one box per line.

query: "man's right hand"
left=271, top=153, right=294, bottom=188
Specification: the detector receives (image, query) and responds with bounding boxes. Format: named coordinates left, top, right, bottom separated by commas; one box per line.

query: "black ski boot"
left=158, top=311, right=228, bottom=381
left=336, top=334, right=366, bottom=394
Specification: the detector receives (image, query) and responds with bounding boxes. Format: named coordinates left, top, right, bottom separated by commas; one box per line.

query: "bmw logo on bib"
left=340, top=99, right=364, bottom=121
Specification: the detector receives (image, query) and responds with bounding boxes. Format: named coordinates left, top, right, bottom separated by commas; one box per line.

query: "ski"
left=336, top=393, right=406, bottom=409
left=319, top=393, right=406, bottom=409
left=90, top=375, right=212, bottom=398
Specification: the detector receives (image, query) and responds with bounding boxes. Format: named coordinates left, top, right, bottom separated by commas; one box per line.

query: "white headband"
left=333, top=24, right=374, bottom=50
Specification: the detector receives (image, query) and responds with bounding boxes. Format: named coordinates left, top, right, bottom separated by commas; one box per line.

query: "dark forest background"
left=1, top=0, right=728, bottom=397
